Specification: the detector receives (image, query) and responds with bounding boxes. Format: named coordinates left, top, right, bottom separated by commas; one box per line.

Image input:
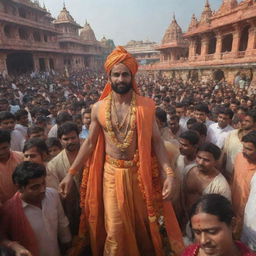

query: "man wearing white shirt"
left=1, top=161, right=71, bottom=256
left=208, top=107, right=234, bottom=148
left=242, top=172, right=256, bottom=251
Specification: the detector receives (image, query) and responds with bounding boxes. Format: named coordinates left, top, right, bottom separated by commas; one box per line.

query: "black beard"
left=111, top=82, right=132, bottom=95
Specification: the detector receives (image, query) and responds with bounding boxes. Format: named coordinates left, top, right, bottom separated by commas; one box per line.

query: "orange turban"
left=100, top=46, right=139, bottom=100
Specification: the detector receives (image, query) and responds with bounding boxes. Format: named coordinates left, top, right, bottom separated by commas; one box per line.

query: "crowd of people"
left=0, top=51, right=256, bottom=256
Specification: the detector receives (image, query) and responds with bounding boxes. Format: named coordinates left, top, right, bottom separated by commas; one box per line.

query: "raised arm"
left=152, top=118, right=176, bottom=200
left=59, top=102, right=101, bottom=197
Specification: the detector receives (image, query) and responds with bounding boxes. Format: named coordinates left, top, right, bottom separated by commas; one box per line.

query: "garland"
left=105, top=92, right=136, bottom=152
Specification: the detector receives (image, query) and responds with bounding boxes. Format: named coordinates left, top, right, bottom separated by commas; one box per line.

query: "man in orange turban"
left=60, top=46, right=184, bottom=256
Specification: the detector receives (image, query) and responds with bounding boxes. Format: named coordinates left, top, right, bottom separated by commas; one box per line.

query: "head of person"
left=179, top=130, right=200, bottom=157
left=217, top=107, right=234, bottom=129
left=57, top=122, right=80, bottom=152
left=82, top=108, right=91, bottom=129
left=229, top=99, right=240, bottom=113
left=236, top=106, right=248, bottom=121
left=175, top=102, right=186, bottom=118
left=13, top=161, right=46, bottom=205
left=0, top=246, right=16, bottom=256
left=189, top=122, right=207, bottom=146
left=190, top=194, right=236, bottom=256
left=196, top=143, right=221, bottom=173
left=0, top=111, right=15, bottom=131
left=23, top=138, right=49, bottom=164
left=155, top=107, right=167, bottom=128
left=27, top=125, right=45, bottom=139
left=15, top=109, right=29, bottom=127
left=73, top=114, right=83, bottom=132
left=168, top=115, right=180, bottom=134
left=105, top=46, right=138, bottom=95
left=0, top=129, right=11, bottom=162
left=241, top=109, right=256, bottom=131
left=0, top=99, right=9, bottom=112
left=56, top=111, right=72, bottom=127
left=194, top=104, right=210, bottom=123
left=187, top=118, right=197, bottom=130
left=242, top=130, right=256, bottom=163
left=46, top=137, right=62, bottom=159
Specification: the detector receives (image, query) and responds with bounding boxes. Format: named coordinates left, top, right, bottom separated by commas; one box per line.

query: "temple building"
left=0, top=0, right=109, bottom=75
left=141, top=0, right=256, bottom=85
left=124, top=40, right=160, bottom=65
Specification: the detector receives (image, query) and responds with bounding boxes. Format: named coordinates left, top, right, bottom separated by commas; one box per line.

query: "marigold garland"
left=105, top=92, right=137, bottom=152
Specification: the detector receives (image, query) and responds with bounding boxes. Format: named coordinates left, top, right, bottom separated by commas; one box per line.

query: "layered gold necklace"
left=105, top=92, right=137, bottom=152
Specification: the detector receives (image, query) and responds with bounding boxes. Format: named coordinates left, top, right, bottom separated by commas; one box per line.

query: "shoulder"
left=45, top=187, right=59, bottom=200
left=136, top=94, right=155, bottom=108
left=11, top=151, right=23, bottom=161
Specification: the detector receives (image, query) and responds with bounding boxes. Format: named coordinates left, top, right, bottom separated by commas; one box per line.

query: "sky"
left=42, top=0, right=242, bottom=45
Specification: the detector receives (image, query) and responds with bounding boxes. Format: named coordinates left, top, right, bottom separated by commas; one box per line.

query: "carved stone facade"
left=124, top=40, right=160, bottom=65
left=140, top=0, right=256, bottom=87
left=0, top=0, right=109, bottom=74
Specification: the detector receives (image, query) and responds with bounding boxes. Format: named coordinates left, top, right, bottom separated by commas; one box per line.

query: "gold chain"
left=105, top=92, right=137, bottom=152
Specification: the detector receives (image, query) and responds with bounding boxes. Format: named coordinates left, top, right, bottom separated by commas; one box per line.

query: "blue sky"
left=42, top=0, right=241, bottom=45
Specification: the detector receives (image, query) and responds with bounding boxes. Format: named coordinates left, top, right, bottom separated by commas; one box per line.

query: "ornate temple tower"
left=199, top=0, right=212, bottom=24
left=218, top=0, right=238, bottom=13
left=80, top=21, right=97, bottom=41
left=188, top=14, right=198, bottom=31
left=156, top=14, right=188, bottom=63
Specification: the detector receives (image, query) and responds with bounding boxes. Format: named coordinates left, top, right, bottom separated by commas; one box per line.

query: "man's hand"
left=59, top=173, right=73, bottom=198
left=162, top=176, right=176, bottom=200
left=5, top=241, right=32, bottom=256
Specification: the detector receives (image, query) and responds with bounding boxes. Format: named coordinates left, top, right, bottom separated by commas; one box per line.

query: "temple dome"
left=162, top=15, right=183, bottom=44
left=188, top=14, right=198, bottom=31
left=56, top=6, right=75, bottom=23
left=80, top=22, right=96, bottom=41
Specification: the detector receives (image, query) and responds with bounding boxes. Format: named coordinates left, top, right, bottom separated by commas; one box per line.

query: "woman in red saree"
left=182, top=194, right=256, bottom=256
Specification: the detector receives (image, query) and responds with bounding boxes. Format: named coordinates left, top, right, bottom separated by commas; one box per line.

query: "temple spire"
left=200, top=0, right=212, bottom=24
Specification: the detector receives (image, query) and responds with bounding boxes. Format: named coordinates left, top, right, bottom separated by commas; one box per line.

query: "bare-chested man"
left=60, top=47, right=183, bottom=256
left=183, top=143, right=231, bottom=221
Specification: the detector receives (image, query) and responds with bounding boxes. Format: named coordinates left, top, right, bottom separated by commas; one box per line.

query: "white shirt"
left=242, top=174, right=256, bottom=251
left=207, top=123, right=234, bottom=148
left=22, top=188, right=71, bottom=256
left=11, top=129, right=24, bottom=152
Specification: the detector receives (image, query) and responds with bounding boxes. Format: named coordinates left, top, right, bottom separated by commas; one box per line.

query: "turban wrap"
left=100, top=46, right=139, bottom=100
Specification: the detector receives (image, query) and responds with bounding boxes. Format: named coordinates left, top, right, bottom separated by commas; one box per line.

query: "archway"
left=6, top=52, right=34, bottom=75
left=213, top=70, right=225, bottom=81
left=222, top=34, right=233, bottom=52
left=239, top=25, right=250, bottom=51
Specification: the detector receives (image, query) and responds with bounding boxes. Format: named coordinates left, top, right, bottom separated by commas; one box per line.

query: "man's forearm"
left=68, top=140, right=94, bottom=175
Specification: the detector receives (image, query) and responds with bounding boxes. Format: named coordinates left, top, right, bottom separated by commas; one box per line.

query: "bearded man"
left=60, top=46, right=183, bottom=256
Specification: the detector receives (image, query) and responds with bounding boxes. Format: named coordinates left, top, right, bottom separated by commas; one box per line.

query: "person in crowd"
left=0, top=129, right=23, bottom=204
left=207, top=107, right=234, bottom=149
left=80, top=108, right=91, bottom=140
left=14, top=109, right=29, bottom=140
left=183, top=143, right=231, bottom=233
left=45, top=137, right=63, bottom=160
left=223, top=109, right=256, bottom=180
left=182, top=194, right=256, bottom=256
left=189, top=122, right=207, bottom=146
left=27, top=126, right=46, bottom=140
left=194, top=104, right=214, bottom=128
left=232, top=130, right=256, bottom=237
left=0, top=161, right=72, bottom=256
left=47, top=122, right=81, bottom=236
left=242, top=171, right=256, bottom=252
left=176, top=102, right=189, bottom=131
left=0, top=112, right=23, bottom=152
left=23, top=138, right=49, bottom=164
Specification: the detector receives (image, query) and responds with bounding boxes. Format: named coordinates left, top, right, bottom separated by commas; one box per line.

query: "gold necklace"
left=105, top=92, right=136, bottom=152
left=112, top=97, right=131, bottom=131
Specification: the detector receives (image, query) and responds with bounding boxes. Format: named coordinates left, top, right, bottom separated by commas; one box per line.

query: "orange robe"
left=76, top=94, right=184, bottom=256
left=232, top=152, right=256, bottom=236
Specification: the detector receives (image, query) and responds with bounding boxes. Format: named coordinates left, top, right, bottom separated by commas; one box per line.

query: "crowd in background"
left=0, top=69, right=256, bottom=255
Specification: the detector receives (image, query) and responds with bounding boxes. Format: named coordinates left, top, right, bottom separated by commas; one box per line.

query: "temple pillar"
left=231, top=26, right=241, bottom=57
left=201, top=35, right=209, bottom=59
left=188, top=39, right=196, bottom=60
left=215, top=32, right=222, bottom=59
left=246, top=21, right=256, bottom=55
